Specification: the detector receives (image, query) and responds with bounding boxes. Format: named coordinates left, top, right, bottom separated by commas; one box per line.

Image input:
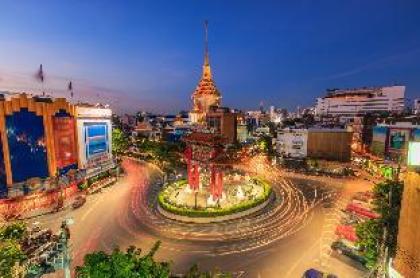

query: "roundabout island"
left=157, top=175, right=273, bottom=222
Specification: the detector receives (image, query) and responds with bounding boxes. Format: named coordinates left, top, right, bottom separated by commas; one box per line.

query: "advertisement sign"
left=412, top=128, right=420, bottom=141
left=389, top=129, right=410, bottom=150
left=370, top=126, right=387, bottom=156
left=53, top=116, right=77, bottom=171
left=407, top=142, right=420, bottom=167
left=6, top=109, right=49, bottom=183
left=85, top=123, right=109, bottom=158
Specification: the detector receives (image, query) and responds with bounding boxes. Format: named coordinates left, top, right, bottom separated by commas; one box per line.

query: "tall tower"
left=189, top=20, right=221, bottom=124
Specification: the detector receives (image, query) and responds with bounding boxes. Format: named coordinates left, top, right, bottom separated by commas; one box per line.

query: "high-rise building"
left=189, top=21, right=221, bottom=124
left=315, top=85, right=405, bottom=122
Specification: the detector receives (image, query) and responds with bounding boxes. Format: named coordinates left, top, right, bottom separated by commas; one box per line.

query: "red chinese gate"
left=183, top=132, right=231, bottom=200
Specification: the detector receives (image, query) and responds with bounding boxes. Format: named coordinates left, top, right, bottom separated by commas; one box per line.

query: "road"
left=35, top=159, right=370, bottom=278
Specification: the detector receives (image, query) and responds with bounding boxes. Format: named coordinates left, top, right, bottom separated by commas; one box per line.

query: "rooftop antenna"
left=35, top=64, right=45, bottom=96
left=68, top=81, right=73, bottom=100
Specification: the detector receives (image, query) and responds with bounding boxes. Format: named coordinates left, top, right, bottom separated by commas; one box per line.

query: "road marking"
left=80, top=197, right=103, bottom=222
left=284, top=237, right=321, bottom=277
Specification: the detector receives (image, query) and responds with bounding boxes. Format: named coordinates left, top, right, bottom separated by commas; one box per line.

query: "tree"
left=0, top=222, right=27, bottom=278
left=112, top=128, right=129, bottom=157
left=356, top=220, right=381, bottom=268
left=356, top=180, right=403, bottom=269
left=371, top=180, right=403, bottom=257
left=185, top=263, right=232, bottom=278
left=0, top=222, right=26, bottom=241
left=0, top=240, right=26, bottom=278
left=76, top=241, right=171, bottom=278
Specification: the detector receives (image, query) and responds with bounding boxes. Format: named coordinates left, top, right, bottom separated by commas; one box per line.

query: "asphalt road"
left=36, top=159, right=369, bottom=278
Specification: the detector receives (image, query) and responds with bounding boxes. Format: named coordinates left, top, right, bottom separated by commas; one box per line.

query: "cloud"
left=0, top=69, right=185, bottom=114
left=319, top=47, right=420, bottom=81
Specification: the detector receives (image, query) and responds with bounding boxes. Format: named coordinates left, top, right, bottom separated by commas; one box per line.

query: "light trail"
left=116, top=159, right=331, bottom=255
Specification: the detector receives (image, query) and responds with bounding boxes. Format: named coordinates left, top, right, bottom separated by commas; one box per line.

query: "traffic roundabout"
left=157, top=177, right=274, bottom=223
left=124, top=160, right=319, bottom=255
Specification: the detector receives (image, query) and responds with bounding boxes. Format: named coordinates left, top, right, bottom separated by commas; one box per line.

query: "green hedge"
left=158, top=178, right=272, bottom=218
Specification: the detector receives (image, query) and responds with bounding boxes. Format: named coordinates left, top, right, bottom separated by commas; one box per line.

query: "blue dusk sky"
left=0, top=0, right=419, bottom=114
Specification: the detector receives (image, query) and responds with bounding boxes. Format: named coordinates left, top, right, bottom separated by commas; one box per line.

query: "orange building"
left=206, top=106, right=237, bottom=144
left=392, top=171, right=420, bottom=277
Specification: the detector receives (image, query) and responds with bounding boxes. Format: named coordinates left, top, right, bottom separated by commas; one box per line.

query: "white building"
left=315, top=85, right=405, bottom=121
left=276, top=129, right=308, bottom=158
left=414, top=98, right=420, bottom=114
left=75, top=106, right=114, bottom=178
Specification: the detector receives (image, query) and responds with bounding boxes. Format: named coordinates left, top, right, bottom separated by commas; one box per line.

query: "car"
left=331, top=241, right=366, bottom=265
left=72, top=196, right=86, bottom=209
left=303, top=268, right=338, bottom=278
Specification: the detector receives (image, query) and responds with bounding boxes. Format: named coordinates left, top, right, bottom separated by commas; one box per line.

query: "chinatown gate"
left=183, top=132, right=231, bottom=200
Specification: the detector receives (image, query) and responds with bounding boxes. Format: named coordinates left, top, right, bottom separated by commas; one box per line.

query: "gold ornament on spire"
left=190, top=20, right=222, bottom=124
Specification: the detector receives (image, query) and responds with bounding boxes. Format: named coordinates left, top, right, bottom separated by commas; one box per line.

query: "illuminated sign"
left=76, top=106, right=112, bottom=118
left=407, top=142, right=420, bottom=167
left=84, top=123, right=109, bottom=158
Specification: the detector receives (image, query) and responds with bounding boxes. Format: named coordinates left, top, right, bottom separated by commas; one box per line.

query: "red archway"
left=183, top=132, right=231, bottom=200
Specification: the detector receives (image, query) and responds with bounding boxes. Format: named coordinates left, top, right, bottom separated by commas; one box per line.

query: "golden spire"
left=203, top=20, right=212, bottom=79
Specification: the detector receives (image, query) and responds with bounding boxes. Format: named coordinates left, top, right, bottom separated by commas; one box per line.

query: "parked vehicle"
left=72, top=196, right=86, bottom=209
left=335, top=225, right=358, bottom=242
left=340, top=214, right=362, bottom=225
left=331, top=240, right=366, bottom=266
left=345, top=203, right=379, bottom=219
left=303, top=268, right=338, bottom=278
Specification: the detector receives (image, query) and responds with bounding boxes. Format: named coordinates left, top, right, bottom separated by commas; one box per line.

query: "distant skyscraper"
left=190, top=21, right=221, bottom=124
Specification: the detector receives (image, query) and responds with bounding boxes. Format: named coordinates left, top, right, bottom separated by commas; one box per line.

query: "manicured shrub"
left=158, top=178, right=272, bottom=218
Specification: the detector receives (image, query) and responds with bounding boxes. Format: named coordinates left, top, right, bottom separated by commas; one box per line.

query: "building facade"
left=0, top=93, right=113, bottom=196
left=206, top=106, right=237, bottom=144
left=414, top=98, right=420, bottom=115
left=75, top=105, right=113, bottom=179
left=392, top=171, right=420, bottom=277
left=276, top=129, right=308, bottom=158
left=276, top=128, right=352, bottom=162
left=307, top=129, right=353, bottom=162
left=370, top=123, right=420, bottom=163
left=315, top=85, right=405, bottom=121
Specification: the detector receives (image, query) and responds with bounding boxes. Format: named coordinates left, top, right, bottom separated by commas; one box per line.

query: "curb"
left=157, top=192, right=274, bottom=224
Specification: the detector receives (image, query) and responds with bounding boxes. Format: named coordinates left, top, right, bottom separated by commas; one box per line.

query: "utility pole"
left=378, top=156, right=401, bottom=277
left=60, top=218, right=73, bottom=278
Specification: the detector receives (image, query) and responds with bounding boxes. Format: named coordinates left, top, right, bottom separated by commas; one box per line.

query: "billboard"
left=6, top=109, right=49, bottom=182
left=53, top=114, right=77, bottom=173
left=407, top=142, right=420, bottom=167
left=389, top=129, right=410, bottom=150
left=76, top=115, right=112, bottom=172
left=370, top=126, right=387, bottom=157
left=85, top=123, right=109, bottom=158
left=412, top=128, right=420, bottom=141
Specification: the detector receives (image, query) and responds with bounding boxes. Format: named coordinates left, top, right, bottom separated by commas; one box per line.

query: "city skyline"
left=1, top=1, right=420, bottom=114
